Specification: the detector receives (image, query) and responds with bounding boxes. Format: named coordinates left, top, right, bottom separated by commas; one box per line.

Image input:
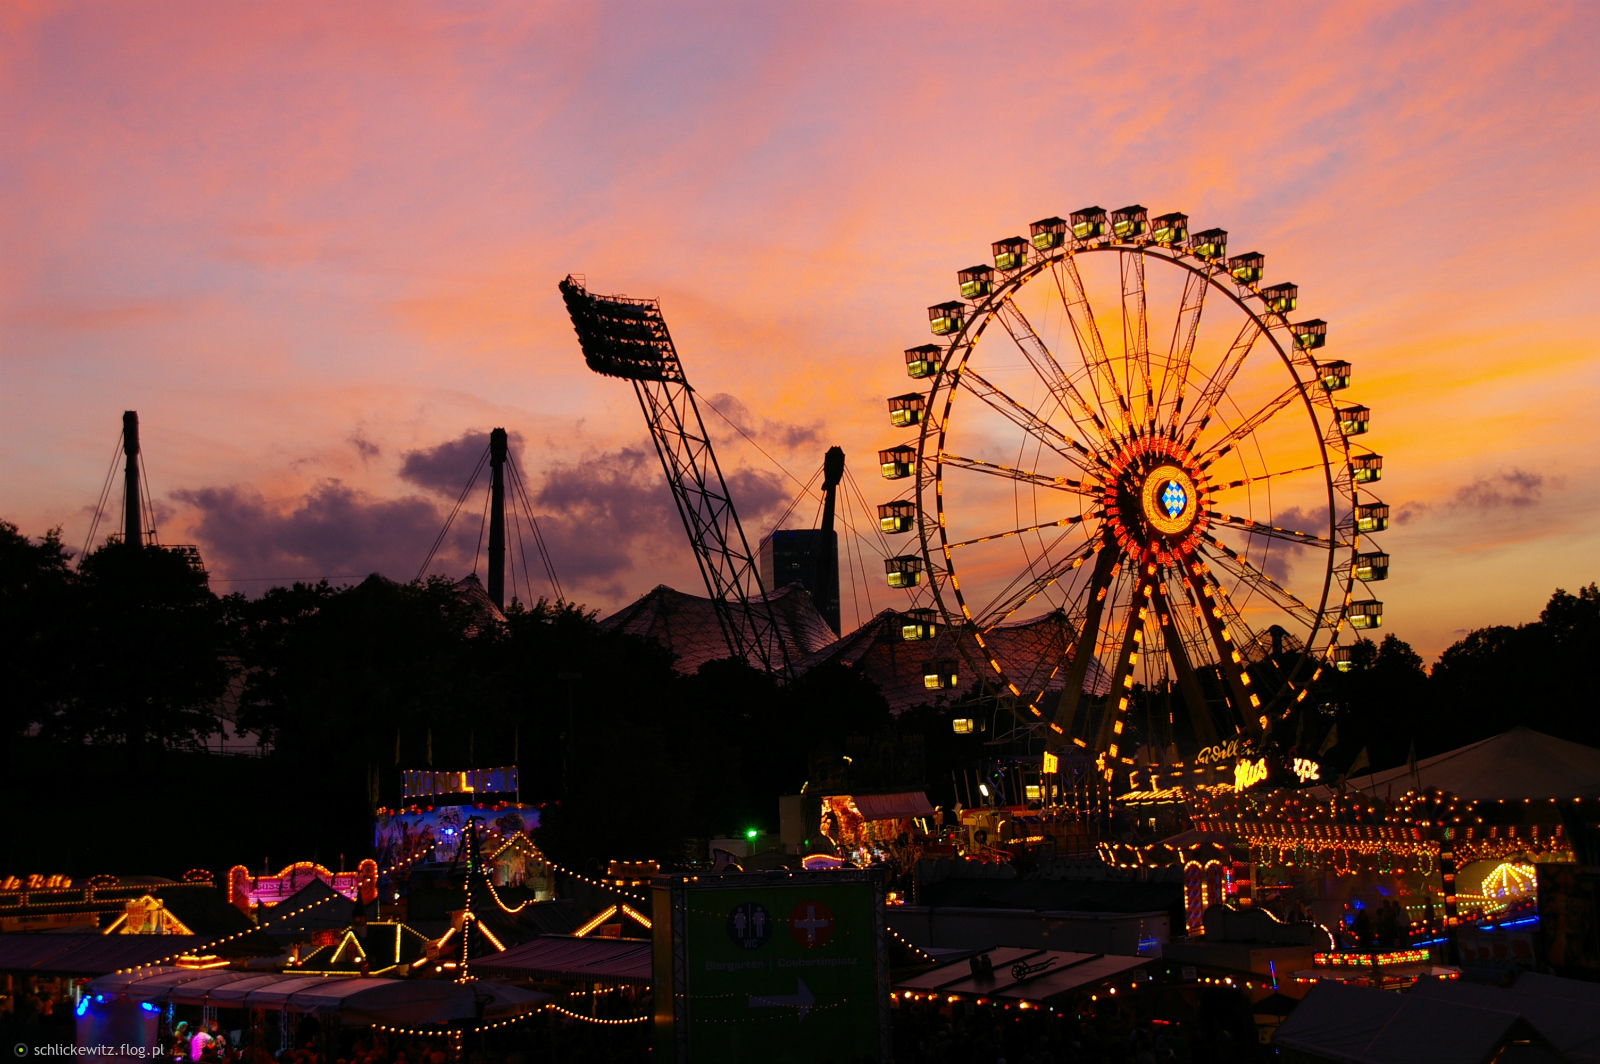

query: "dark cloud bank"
left=177, top=430, right=788, bottom=603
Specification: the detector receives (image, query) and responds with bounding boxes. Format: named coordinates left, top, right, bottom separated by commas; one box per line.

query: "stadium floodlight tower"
left=559, top=276, right=792, bottom=677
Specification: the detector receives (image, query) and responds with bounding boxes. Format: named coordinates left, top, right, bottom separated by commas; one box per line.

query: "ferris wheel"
left=876, top=206, right=1387, bottom=768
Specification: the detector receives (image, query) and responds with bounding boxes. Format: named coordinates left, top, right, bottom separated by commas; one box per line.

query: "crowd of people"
left=163, top=1021, right=458, bottom=1064
left=149, top=1014, right=647, bottom=1064
left=1347, top=897, right=1414, bottom=950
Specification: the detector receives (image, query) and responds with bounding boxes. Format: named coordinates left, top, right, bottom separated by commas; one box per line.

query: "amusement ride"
left=875, top=206, right=1387, bottom=778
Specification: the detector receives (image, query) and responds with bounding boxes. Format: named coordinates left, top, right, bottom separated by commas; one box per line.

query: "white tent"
left=1313, top=728, right=1600, bottom=801
left=1272, top=979, right=1566, bottom=1063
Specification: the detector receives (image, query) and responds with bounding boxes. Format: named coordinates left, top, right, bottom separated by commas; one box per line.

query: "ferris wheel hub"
left=1142, top=464, right=1198, bottom=536
left=1102, top=439, right=1205, bottom=554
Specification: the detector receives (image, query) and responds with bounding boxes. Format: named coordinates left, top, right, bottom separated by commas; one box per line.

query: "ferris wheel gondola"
left=877, top=205, right=1387, bottom=772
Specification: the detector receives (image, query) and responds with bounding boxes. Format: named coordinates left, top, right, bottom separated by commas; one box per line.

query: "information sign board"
left=652, top=869, right=887, bottom=1063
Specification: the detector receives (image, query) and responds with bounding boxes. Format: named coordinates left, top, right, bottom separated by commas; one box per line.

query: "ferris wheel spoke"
left=994, top=296, right=1110, bottom=440
left=1120, top=249, right=1154, bottom=430
left=1192, top=383, right=1301, bottom=462
left=955, top=366, right=1100, bottom=476
left=969, top=532, right=1099, bottom=629
left=938, top=452, right=1100, bottom=498
left=1195, top=563, right=1271, bottom=676
left=1197, top=538, right=1321, bottom=630
left=1177, top=318, right=1263, bottom=441
left=1049, top=255, right=1133, bottom=431
left=1210, top=462, right=1324, bottom=491
left=1161, top=572, right=1223, bottom=666
left=1205, top=512, right=1336, bottom=548
left=996, top=611, right=1079, bottom=706
left=1174, top=555, right=1262, bottom=733
left=944, top=514, right=1090, bottom=551
left=1156, top=266, right=1214, bottom=427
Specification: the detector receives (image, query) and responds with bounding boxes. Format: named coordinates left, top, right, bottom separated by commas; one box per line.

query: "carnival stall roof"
left=260, top=878, right=374, bottom=939
left=1315, top=727, right=1600, bottom=801
left=84, top=968, right=548, bottom=1025
left=1409, top=972, right=1600, bottom=1064
left=915, top=878, right=1183, bottom=920
left=1271, top=978, right=1565, bottom=1064
left=0, top=876, right=253, bottom=938
left=129, top=888, right=257, bottom=937
left=295, top=922, right=430, bottom=976
left=0, top=934, right=206, bottom=976
left=893, top=947, right=1150, bottom=1005
left=467, top=935, right=651, bottom=986
left=845, top=792, right=937, bottom=821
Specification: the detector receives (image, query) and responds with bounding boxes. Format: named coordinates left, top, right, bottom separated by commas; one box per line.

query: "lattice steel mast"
left=559, top=276, right=791, bottom=676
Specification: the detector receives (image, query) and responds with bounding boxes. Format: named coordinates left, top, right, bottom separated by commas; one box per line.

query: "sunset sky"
left=3, top=1, right=1597, bottom=663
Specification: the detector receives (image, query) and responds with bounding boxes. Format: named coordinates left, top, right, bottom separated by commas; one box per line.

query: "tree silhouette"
left=0, top=522, right=74, bottom=770
left=58, top=541, right=230, bottom=770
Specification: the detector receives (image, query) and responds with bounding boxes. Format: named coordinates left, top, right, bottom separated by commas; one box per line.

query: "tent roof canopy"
left=894, top=947, right=1151, bottom=1004
left=0, top=934, right=204, bottom=976
left=838, top=792, right=936, bottom=821
left=468, top=935, right=651, bottom=985
left=84, top=967, right=547, bottom=1026
left=1317, top=727, right=1600, bottom=801
left=1272, top=978, right=1566, bottom=1064
left=1409, top=972, right=1600, bottom=1063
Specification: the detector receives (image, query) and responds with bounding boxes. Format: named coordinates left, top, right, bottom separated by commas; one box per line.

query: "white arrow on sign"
left=748, top=978, right=816, bottom=1022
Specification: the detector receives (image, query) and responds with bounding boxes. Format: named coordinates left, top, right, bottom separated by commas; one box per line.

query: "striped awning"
left=850, top=792, right=936, bottom=821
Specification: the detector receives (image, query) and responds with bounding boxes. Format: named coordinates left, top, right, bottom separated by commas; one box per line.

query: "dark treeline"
left=0, top=522, right=891, bottom=878
left=1312, top=583, right=1600, bottom=773
left=3, top=518, right=1597, bottom=877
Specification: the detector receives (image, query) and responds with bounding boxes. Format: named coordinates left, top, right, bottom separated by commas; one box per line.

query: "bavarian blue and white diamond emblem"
left=1161, top=480, right=1187, bottom=520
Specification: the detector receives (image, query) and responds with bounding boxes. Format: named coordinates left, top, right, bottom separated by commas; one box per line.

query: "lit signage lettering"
left=1196, top=739, right=1245, bottom=765
left=1234, top=758, right=1268, bottom=791
left=1291, top=758, right=1321, bottom=783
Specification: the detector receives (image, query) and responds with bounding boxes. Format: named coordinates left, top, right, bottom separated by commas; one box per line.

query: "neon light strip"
left=1313, top=948, right=1429, bottom=967
left=573, top=905, right=618, bottom=938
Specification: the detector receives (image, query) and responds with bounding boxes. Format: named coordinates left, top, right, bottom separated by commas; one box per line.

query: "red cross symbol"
left=788, top=900, right=834, bottom=948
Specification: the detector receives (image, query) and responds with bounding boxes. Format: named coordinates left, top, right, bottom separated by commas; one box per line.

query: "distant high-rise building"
left=759, top=529, right=839, bottom=636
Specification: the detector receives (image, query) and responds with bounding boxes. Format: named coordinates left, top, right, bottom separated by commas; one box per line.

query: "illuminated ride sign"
left=1232, top=755, right=1320, bottom=790
left=1195, top=739, right=1249, bottom=766
left=1314, top=948, right=1430, bottom=968
left=402, top=766, right=518, bottom=799
left=1234, top=758, right=1269, bottom=791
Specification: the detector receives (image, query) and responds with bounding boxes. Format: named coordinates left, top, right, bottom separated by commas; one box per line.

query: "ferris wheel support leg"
left=1176, top=555, right=1262, bottom=738
left=1050, top=539, right=1119, bottom=746
left=1091, top=554, right=1155, bottom=761
left=1153, top=580, right=1221, bottom=749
